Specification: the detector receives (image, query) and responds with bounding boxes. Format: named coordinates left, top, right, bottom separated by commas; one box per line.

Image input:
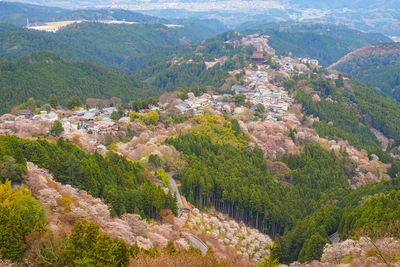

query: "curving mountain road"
left=167, top=172, right=183, bottom=215
left=167, top=172, right=208, bottom=255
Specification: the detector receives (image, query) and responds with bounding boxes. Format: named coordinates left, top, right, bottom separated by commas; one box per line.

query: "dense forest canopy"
left=0, top=51, right=161, bottom=114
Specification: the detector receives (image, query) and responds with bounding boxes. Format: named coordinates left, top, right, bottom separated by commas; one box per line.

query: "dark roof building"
left=251, top=52, right=265, bottom=64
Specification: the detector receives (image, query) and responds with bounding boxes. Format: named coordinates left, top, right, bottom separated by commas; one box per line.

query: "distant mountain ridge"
left=0, top=1, right=166, bottom=26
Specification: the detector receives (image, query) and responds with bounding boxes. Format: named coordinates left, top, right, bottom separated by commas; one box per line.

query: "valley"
left=1, top=2, right=400, bottom=267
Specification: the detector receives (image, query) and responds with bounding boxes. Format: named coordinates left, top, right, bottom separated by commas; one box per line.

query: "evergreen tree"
left=0, top=156, right=27, bottom=183
left=48, top=94, right=59, bottom=108
left=67, top=96, right=82, bottom=110
left=50, top=120, right=64, bottom=137
left=298, top=233, right=328, bottom=263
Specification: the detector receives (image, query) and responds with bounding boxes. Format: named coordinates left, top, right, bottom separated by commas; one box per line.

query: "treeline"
left=0, top=30, right=251, bottom=113
left=0, top=135, right=177, bottom=218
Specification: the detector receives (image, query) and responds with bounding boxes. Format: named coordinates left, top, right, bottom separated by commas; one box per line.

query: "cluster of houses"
left=169, top=68, right=293, bottom=122
left=173, top=93, right=234, bottom=115
left=66, top=107, right=119, bottom=134
left=299, top=57, right=319, bottom=67
left=240, top=70, right=293, bottom=120
left=274, top=56, right=294, bottom=72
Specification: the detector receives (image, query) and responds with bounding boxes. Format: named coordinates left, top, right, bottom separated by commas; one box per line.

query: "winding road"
left=167, top=172, right=183, bottom=215
left=167, top=172, right=209, bottom=255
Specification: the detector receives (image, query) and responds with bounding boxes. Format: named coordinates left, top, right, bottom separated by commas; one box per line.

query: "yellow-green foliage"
left=108, top=143, right=118, bottom=151
left=130, top=110, right=160, bottom=126
left=56, top=195, right=75, bottom=212
left=341, top=256, right=353, bottom=264
left=0, top=180, right=46, bottom=262
left=155, top=169, right=169, bottom=187
left=190, top=114, right=248, bottom=147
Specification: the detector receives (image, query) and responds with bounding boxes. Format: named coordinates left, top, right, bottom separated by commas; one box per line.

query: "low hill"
left=0, top=51, right=159, bottom=113
left=331, top=43, right=400, bottom=102
left=238, top=22, right=391, bottom=66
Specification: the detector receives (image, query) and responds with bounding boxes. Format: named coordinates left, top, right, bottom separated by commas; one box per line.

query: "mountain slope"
left=0, top=51, right=158, bottom=113
left=331, top=43, right=400, bottom=102
left=55, top=22, right=185, bottom=67
left=0, top=23, right=107, bottom=65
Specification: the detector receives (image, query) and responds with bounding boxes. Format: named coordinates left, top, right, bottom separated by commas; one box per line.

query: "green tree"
left=298, top=233, right=328, bottom=263
left=162, top=240, right=177, bottom=256
left=288, top=128, right=297, bottom=142
left=40, top=104, right=52, bottom=113
left=48, top=94, right=59, bottom=108
left=67, top=96, right=82, bottom=110
left=50, top=120, right=64, bottom=137
left=63, top=220, right=129, bottom=266
left=0, top=181, right=46, bottom=262
left=105, top=134, right=113, bottom=146
left=231, top=119, right=241, bottom=136
left=0, top=156, right=27, bottom=183
left=234, top=94, right=246, bottom=106
left=110, top=111, right=121, bottom=120
left=25, top=97, right=37, bottom=111
left=148, top=154, right=162, bottom=168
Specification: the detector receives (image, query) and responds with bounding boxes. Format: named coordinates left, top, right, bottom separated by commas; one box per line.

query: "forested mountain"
left=331, top=43, right=400, bottom=102
left=0, top=20, right=226, bottom=72
left=0, top=51, right=158, bottom=113
left=55, top=22, right=186, bottom=67
left=238, top=22, right=391, bottom=66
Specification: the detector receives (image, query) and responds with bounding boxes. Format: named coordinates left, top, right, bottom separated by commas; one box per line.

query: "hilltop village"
left=0, top=46, right=317, bottom=151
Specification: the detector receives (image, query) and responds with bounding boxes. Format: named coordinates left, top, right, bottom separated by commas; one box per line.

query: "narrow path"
left=167, top=172, right=183, bottom=215
left=167, top=172, right=208, bottom=255
left=189, top=234, right=209, bottom=255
